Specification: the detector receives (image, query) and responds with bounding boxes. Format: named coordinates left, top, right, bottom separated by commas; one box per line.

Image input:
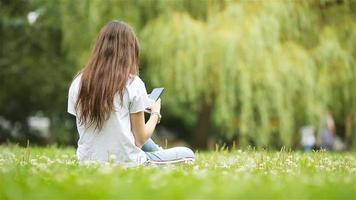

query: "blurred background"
left=0, top=0, right=355, bottom=150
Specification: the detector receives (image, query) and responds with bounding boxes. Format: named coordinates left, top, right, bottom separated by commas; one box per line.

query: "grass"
left=0, top=145, right=355, bottom=200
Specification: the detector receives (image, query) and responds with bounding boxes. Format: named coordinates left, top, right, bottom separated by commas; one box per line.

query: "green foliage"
left=141, top=1, right=356, bottom=147
left=0, top=146, right=355, bottom=199
left=59, top=0, right=208, bottom=69
left=0, top=0, right=355, bottom=148
left=0, top=0, right=73, bottom=143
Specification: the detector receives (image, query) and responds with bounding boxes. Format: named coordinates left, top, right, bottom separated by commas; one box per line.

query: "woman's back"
left=68, top=74, right=152, bottom=166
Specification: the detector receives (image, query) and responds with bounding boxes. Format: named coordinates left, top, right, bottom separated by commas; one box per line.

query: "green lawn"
left=0, top=145, right=355, bottom=200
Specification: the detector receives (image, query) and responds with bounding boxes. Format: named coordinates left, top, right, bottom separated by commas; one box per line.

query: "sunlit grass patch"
left=0, top=146, right=355, bottom=199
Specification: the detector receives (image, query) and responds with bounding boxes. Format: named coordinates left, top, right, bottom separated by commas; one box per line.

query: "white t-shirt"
left=67, top=74, right=154, bottom=166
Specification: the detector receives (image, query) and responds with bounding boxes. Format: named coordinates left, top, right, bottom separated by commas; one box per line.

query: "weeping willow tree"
left=141, top=1, right=356, bottom=148
left=4, top=0, right=354, bottom=147
left=56, top=0, right=356, bottom=148
left=58, top=0, right=208, bottom=69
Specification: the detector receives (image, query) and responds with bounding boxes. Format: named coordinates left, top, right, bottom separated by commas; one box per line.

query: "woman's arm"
left=130, top=99, right=161, bottom=148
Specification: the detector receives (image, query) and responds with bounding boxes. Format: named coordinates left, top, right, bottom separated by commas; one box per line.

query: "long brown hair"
left=75, top=20, right=140, bottom=130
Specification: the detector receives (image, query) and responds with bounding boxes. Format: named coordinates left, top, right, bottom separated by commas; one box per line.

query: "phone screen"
left=148, top=88, right=164, bottom=101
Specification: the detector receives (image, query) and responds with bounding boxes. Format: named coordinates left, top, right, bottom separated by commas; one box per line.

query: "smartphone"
left=148, top=88, right=164, bottom=101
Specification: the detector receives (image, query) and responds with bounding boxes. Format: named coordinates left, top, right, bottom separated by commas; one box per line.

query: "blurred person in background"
left=300, top=125, right=316, bottom=152
left=319, top=112, right=336, bottom=150
left=67, top=20, right=195, bottom=166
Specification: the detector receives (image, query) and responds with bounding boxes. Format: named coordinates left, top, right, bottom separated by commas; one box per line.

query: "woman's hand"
left=151, top=98, right=161, bottom=113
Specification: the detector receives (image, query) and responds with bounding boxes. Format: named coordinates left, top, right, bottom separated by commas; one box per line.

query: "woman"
left=67, top=20, right=195, bottom=166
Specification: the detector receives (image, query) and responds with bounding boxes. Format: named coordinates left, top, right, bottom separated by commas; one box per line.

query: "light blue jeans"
left=142, top=139, right=195, bottom=163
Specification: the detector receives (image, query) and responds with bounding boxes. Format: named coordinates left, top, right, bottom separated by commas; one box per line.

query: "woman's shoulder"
left=128, top=75, right=145, bottom=88
left=71, top=73, right=82, bottom=86
left=69, top=73, right=82, bottom=94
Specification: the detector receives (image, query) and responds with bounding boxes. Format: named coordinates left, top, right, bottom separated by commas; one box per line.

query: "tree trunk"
left=193, top=102, right=213, bottom=149
left=345, top=115, right=353, bottom=149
